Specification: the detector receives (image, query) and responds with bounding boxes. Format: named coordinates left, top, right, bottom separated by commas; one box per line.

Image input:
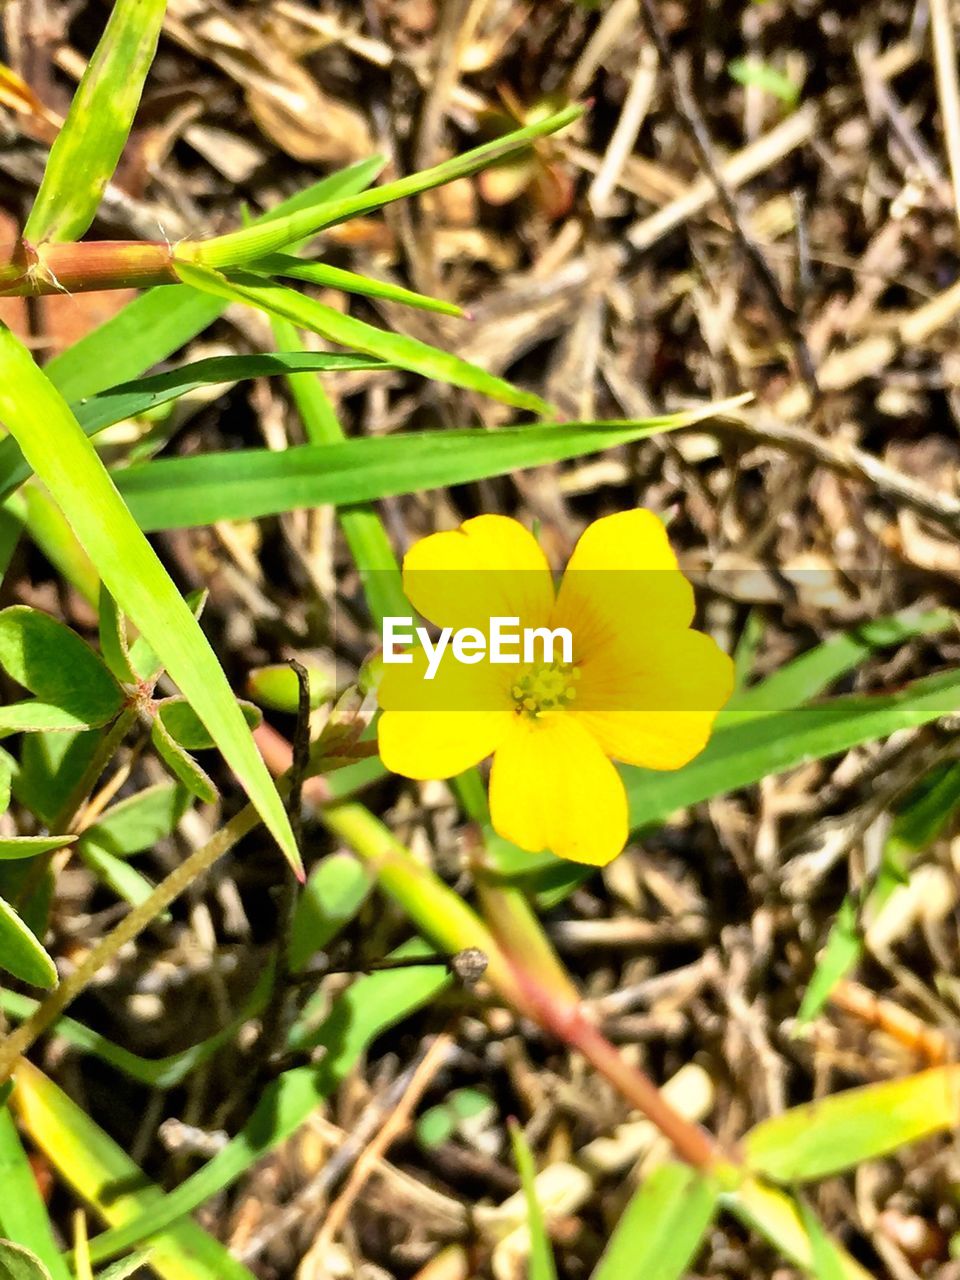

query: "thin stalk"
left=0, top=240, right=177, bottom=297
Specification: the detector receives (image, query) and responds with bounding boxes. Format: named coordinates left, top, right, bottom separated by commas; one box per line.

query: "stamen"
left=511, top=662, right=579, bottom=719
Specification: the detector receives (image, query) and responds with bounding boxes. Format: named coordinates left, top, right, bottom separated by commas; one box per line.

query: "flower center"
left=511, top=662, right=580, bottom=718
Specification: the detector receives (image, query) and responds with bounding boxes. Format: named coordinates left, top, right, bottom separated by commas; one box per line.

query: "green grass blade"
left=0, top=1107, right=71, bottom=1280
left=111, top=414, right=736, bottom=530
left=743, top=1065, right=960, bottom=1183
left=253, top=254, right=464, bottom=316
left=86, top=940, right=450, bottom=1263
left=44, top=157, right=385, bottom=401
left=270, top=315, right=407, bottom=625
left=591, top=1163, right=716, bottom=1280
left=0, top=327, right=299, bottom=873
left=176, top=264, right=550, bottom=413
left=730, top=1179, right=871, bottom=1279
left=23, top=0, right=165, bottom=243
left=0, top=353, right=389, bottom=502
left=729, top=608, right=955, bottom=718
left=797, top=1198, right=848, bottom=1280
left=797, top=758, right=960, bottom=1024
left=508, top=1121, right=557, bottom=1280
left=9, top=1060, right=258, bottom=1280
left=191, top=105, right=582, bottom=268
left=626, top=666, right=960, bottom=831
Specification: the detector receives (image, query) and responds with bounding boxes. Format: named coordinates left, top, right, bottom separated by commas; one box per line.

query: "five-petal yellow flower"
left=377, top=510, right=733, bottom=866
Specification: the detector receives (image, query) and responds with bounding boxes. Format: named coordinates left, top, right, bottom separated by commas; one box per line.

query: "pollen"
left=512, top=662, right=580, bottom=718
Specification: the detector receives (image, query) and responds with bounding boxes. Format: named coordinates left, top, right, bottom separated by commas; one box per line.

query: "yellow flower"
left=377, top=511, right=733, bottom=866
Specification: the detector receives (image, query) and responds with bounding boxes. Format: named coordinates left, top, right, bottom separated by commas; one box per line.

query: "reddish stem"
left=0, top=239, right=178, bottom=295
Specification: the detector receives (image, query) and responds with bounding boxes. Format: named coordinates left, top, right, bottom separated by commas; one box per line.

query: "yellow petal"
left=489, top=713, right=628, bottom=866
left=377, top=645, right=512, bottom=778
left=574, top=629, right=734, bottom=770
left=378, top=708, right=511, bottom=780
left=402, top=515, right=555, bottom=633
left=552, top=509, right=694, bottom=664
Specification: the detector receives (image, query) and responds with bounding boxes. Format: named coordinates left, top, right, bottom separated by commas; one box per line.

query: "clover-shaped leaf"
left=156, top=696, right=261, bottom=752
left=0, top=607, right=123, bottom=731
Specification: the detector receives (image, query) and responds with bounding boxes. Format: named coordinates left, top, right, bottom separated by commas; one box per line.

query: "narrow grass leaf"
left=0, top=328, right=299, bottom=872
left=9, top=1059, right=259, bottom=1280
left=44, top=157, right=385, bottom=402
left=190, top=105, right=582, bottom=267
left=797, top=1198, right=848, bottom=1280
left=112, top=408, right=747, bottom=530
left=0, top=1108, right=71, bottom=1280
left=252, top=254, right=464, bottom=316
left=0, top=353, right=387, bottom=503
left=0, top=894, right=57, bottom=987
left=591, top=1162, right=716, bottom=1280
left=744, top=1065, right=960, bottom=1182
left=508, top=1121, right=557, bottom=1280
left=176, top=264, right=550, bottom=413
left=798, top=757, right=960, bottom=1024
left=730, top=1179, right=871, bottom=1279
left=627, top=666, right=960, bottom=831
left=23, top=0, right=165, bottom=243
left=729, top=609, right=954, bottom=717
left=86, top=940, right=450, bottom=1263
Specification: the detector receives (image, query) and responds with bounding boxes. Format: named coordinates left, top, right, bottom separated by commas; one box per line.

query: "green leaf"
left=508, top=1121, right=557, bottom=1280
left=797, top=758, right=960, bottom=1024
left=591, top=1162, right=716, bottom=1280
left=127, top=589, right=206, bottom=685
left=189, top=104, right=582, bottom=268
left=728, top=57, right=800, bottom=106
left=111, top=412, right=738, bottom=531
left=0, top=1239, right=53, bottom=1280
left=150, top=717, right=217, bottom=804
left=0, top=608, right=122, bottom=728
left=176, top=264, right=550, bottom=414
left=0, top=1108, right=71, bottom=1280
left=44, top=157, right=386, bottom=402
left=96, top=589, right=135, bottom=685
left=729, top=1178, right=871, bottom=1279
left=252, top=254, right=464, bottom=316
left=0, top=836, right=75, bottom=860
left=23, top=0, right=165, bottom=243
left=13, top=730, right=100, bottom=826
left=1, top=970, right=273, bottom=1091
left=288, top=852, right=371, bottom=973
left=626, top=667, right=960, bottom=831
left=729, top=609, right=954, bottom=718
left=155, top=697, right=261, bottom=752
left=76, top=841, right=159, bottom=912
left=78, top=782, right=190, bottom=858
left=86, top=939, right=450, bottom=1264
left=10, top=484, right=99, bottom=605
left=0, top=328, right=299, bottom=874
left=0, top=894, right=57, bottom=988
left=94, top=1251, right=154, bottom=1280
left=10, top=1059, right=259, bottom=1280
left=744, top=1065, right=960, bottom=1183
left=797, top=1198, right=848, bottom=1280
left=416, top=1106, right=455, bottom=1149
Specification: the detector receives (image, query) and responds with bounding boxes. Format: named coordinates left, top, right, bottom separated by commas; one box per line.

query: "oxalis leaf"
left=0, top=894, right=57, bottom=988
left=0, top=607, right=123, bottom=728
left=0, top=326, right=300, bottom=874
left=0, top=1239, right=53, bottom=1280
